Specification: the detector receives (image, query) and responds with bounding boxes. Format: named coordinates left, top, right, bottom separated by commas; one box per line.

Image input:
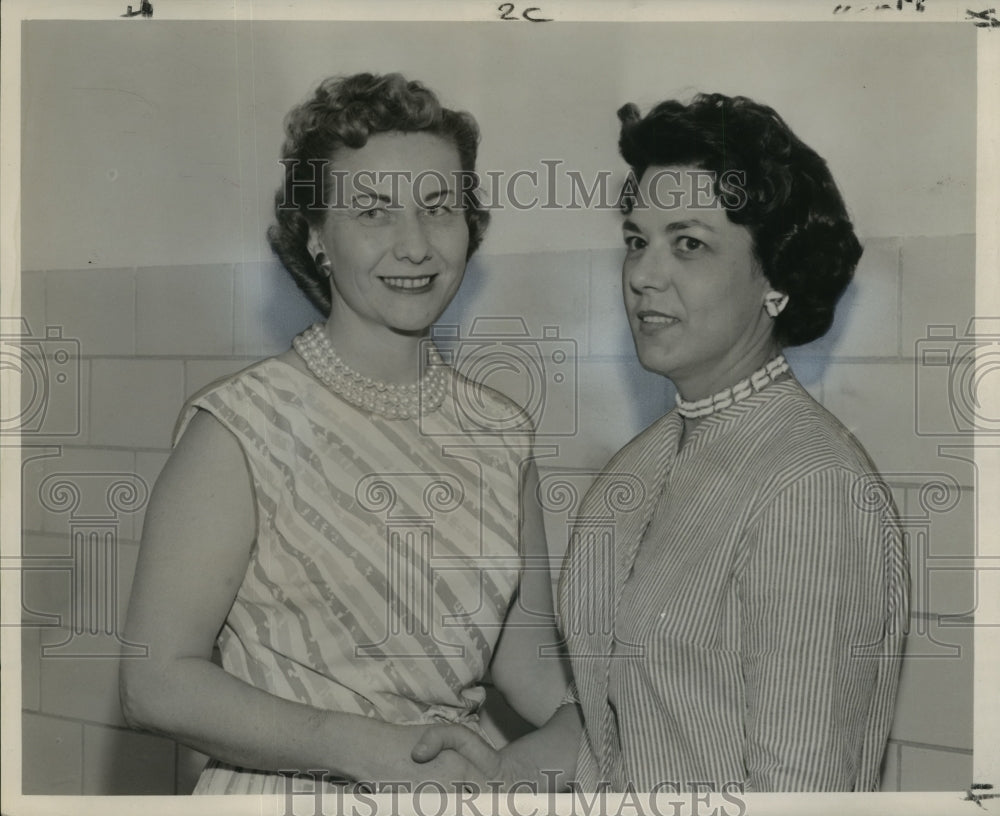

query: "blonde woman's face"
left=310, top=131, right=469, bottom=336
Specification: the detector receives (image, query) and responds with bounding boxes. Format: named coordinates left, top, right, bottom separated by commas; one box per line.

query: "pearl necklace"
left=293, top=323, right=449, bottom=419
left=675, top=354, right=790, bottom=419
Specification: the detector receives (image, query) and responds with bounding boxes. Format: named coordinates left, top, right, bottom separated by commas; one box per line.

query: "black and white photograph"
left=1, top=2, right=997, bottom=814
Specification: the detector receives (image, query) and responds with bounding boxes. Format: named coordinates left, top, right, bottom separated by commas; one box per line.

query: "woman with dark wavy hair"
left=414, top=92, right=908, bottom=792
left=120, top=72, right=568, bottom=794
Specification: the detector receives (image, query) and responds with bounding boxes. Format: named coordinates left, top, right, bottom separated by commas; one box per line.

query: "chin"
left=635, top=354, right=671, bottom=379
left=388, top=322, right=435, bottom=336
left=631, top=344, right=670, bottom=378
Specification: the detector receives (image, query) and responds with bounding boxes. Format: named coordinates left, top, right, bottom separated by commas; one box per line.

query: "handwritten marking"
left=833, top=0, right=925, bottom=11
left=966, top=7, right=1000, bottom=25
left=498, top=3, right=553, bottom=21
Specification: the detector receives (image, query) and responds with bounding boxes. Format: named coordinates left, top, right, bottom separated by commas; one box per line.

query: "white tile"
left=439, top=251, right=590, bottom=357
left=90, top=358, right=185, bottom=449
left=21, top=533, right=73, bottom=629
left=45, top=268, right=135, bottom=356
left=22, top=711, right=84, bottom=794
left=900, top=235, right=975, bottom=357
left=234, top=259, right=321, bottom=356
left=33, top=447, right=139, bottom=541
left=899, top=744, right=973, bottom=792
left=6, top=329, right=87, bottom=442
left=39, top=636, right=128, bottom=727
left=30, top=353, right=89, bottom=445
left=903, top=486, right=976, bottom=619
left=782, top=350, right=825, bottom=401
left=26, top=457, right=141, bottom=635
left=20, top=446, right=64, bottom=533
left=546, top=358, right=672, bottom=470
left=587, top=248, right=633, bottom=360
left=821, top=361, right=977, bottom=488
left=891, top=620, right=973, bottom=749
left=797, top=237, right=900, bottom=359
left=83, top=723, right=176, bottom=794
left=136, top=264, right=234, bottom=356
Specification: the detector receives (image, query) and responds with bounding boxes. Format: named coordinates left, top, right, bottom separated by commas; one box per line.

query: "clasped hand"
left=411, top=725, right=539, bottom=791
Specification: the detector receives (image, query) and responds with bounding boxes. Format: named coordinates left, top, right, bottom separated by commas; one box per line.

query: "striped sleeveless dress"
left=174, top=357, right=529, bottom=794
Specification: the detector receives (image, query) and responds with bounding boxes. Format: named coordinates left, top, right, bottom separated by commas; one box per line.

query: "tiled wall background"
left=17, top=231, right=976, bottom=793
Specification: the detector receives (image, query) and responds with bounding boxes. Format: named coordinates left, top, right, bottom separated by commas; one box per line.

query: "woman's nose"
left=626, top=247, right=669, bottom=292
left=393, top=214, right=432, bottom=263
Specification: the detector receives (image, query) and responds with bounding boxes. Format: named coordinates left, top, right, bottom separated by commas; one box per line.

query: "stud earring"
left=763, top=291, right=789, bottom=318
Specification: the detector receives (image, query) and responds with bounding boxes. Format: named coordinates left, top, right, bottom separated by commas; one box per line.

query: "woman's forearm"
left=121, top=655, right=445, bottom=783
left=499, top=702, right=584, bottom=790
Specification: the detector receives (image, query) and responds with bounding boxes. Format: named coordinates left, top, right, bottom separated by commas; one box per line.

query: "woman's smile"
left=379, top=274, right=438, bottom=293
left=636, top=309, right=681, bottom=332
left=311, top=131, right=470, bottom=340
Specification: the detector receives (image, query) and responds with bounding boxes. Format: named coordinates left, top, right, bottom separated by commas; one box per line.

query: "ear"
left=763, top=290, right=789, bottom=318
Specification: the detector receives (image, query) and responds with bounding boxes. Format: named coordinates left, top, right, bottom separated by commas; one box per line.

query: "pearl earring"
left=763, top=291, right=789, bottom=318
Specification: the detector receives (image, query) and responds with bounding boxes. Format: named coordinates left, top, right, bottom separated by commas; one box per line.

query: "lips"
left=636, top=309, right=679, bottom=326
left=380, top=274, right=437, bottom=293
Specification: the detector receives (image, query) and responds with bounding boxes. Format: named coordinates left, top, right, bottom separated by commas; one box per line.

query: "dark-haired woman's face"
left=310, top=132, right=469, bottom=336
left=621, top=166, right=775, bottom=399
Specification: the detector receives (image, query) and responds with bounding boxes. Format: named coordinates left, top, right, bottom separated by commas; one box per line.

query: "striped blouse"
left=174, top=357, right=532, bottom=794
left=559, top=377, right=908, bottom=792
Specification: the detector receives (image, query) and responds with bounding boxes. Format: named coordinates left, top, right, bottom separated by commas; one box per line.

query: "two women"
left=122, top=74, right=907, bottom=794
left=120, top=73, right=569, bottom=794
left=415, top=93, right=908, bottom=792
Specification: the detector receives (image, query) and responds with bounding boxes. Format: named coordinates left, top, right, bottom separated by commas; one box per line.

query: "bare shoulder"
left=170, top=408, right=247, bottom=474
left=150, top=409, right=255, bottom=540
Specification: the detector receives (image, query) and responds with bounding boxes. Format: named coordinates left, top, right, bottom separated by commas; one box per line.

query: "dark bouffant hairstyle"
left=617, top=93, right=862, bottom=347
left=267, top=73, right=490, bottom=316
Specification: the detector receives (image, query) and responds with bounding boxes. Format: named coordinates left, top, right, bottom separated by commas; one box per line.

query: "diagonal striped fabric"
left=174, top=357, right=531, bottom=794
left=560, top=377, right=908, bottom=792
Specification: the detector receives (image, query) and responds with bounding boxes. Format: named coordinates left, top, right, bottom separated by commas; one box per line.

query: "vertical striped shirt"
left=559, top=378, right=908, bottom=792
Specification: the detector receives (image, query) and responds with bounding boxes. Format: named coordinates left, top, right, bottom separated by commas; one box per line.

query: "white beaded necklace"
left=293, top=323, right=449, bottom=419
left=675, top=354, right=790, bottom=419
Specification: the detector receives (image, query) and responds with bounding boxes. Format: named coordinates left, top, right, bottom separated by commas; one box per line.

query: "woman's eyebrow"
left=350, top=192, right=394, bottom=207
left=622, top=218, right=717, bottom=233
left=665, top=219, right=716, bottom=233
left=418, top=186, right=455, bottom=205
